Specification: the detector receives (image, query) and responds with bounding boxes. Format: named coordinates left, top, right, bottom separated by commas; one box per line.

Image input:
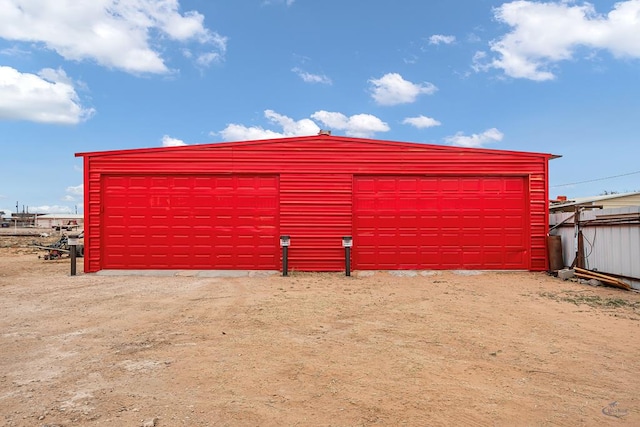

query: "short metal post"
left=280, top=235, right=290, bottom=277
left=68, top=234, right=79, bottom=276
left=342, top=236, right=352, bottom=277
left=345, top=247, right=351, bottom=277
left=283, top=246, right=289, bottom=277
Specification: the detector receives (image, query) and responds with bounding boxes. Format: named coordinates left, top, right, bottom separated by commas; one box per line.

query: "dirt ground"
left=1, top=236, right=640, bottom=427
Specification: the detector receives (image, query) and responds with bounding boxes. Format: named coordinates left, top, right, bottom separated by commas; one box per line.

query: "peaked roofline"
left=76, top=134, right=560, bottom=159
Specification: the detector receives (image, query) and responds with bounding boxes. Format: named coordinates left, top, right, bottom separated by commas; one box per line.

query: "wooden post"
left=571, top=207, right=584, bottom=268
left=576, top=230, right=585, bottom=269
left=68, top=234, right=79, bottom=276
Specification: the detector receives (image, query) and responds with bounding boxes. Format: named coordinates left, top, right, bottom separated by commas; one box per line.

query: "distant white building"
left=36, top=214, right=84, bottom=230
left=550, top=191, right=640, bottom=213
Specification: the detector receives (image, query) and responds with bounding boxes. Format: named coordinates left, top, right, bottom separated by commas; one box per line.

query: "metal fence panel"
left=550, top=207, right=640, bottom=287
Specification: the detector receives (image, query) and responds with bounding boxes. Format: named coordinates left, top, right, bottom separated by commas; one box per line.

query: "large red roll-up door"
left=354, top=176, right=529, bottom=270
left=102, top=175, right=279, bottom=269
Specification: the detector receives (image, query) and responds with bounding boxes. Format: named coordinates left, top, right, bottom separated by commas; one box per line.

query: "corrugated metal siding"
left=85, top=158, right=101, bottom=273
left=78, top=135, right=552, bottom=273
left=280, top=174, right=352, bottom=271
left=529, top=173, right=548, bottom=270
left=550, top=207, right=640, bottom=285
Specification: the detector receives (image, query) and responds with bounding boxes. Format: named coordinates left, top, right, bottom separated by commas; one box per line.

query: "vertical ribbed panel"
left=86, top=161, right=102, bottom=273
left=529, top=174, right=547, bottom=270
left=280, top=174, right=352, bottom=271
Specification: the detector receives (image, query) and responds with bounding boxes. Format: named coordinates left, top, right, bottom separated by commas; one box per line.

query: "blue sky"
left=1, top=0, right=639, bottom=215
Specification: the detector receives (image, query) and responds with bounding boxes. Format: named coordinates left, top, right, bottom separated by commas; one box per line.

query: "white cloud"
left=369, top=73, right=437, bottom=106
left=66, top=184, right=84, bottom=196
left=0, top=66, right=94, bottom=124
left=0, top=0, right=226, bottom=74
left=263, top=0, right=295, bottom=6
left=264, top=110, right=320, bottom=135
left=218, top=110, right=320, bottom=141
left=471, top=51, right=489, bottom=72
left=402, top=115, right=442, bottom=129
left=480, top=0, right=640, bottom=81
left=403, top=54, right=419, bottom=65
left=218, top=124, right=284, bottom=141
left=195, top=51, right=223, bottom=67
left=445, top=128, right=504, bottom=148
left=161, top=135, right=187, bottom=146
left=292, top=67, right=332, bottom=85
left=311, top=111, right=390, bottom=138
left=429, top=34, right=456, bottom=45
left=62, top=184, right=83, bottom=202
left=467, top=33, right=482, bottom=44
left=217, top=109, right=390, bottom=141
left=0, top=45, right=31, bottom=57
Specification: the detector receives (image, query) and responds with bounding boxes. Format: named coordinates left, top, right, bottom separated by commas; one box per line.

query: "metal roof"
left=76, top=134, right=559, bottom=160
left=550, top=191, right=640, bottom=210
left=36, top=214, right=84, bottom=219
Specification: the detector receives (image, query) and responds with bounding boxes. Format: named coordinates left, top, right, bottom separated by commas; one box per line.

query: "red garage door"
left=354, top=176, right=528, bottom=270
left=102, top=175, right=279, bottom=269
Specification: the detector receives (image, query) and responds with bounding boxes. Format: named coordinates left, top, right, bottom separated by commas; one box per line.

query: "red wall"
left=78, top=135, right=552, bottom=273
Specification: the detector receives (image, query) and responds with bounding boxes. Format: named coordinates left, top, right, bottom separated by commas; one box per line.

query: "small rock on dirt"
left=142, top=417, right=158, bottom=427
left=557, top=268, right=575, bottom=280
left=452, top=270, right=483, bottom=276
left=389, top=271, right=418, bottom=277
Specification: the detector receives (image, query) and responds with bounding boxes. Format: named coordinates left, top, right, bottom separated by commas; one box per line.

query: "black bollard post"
left=345, top=247, right=351, bottom=276
left=283, top=246, right=289, bottom=276
left=342, top=236, right=352, bottom=277
left=280, top=235, right=290, bottom=277
left=68, top=234, right=79, bottom=276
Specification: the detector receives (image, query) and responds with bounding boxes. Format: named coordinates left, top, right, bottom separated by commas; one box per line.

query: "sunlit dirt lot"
left=1, top=236, right=639, bottom=426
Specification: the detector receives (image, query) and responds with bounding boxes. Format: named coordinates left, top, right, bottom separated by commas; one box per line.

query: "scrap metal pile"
left=32, top=233, right=84, bottom=260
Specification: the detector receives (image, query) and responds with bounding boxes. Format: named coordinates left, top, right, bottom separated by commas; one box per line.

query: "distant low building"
left=550, top=191, right=640, bottom=213
left=36, top=214, right=84, bottom=230
left=9, top=212, right=37, bottom=227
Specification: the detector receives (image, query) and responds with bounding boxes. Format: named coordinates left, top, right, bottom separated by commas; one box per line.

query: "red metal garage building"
left=76, top=134, right=555, bottom=273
